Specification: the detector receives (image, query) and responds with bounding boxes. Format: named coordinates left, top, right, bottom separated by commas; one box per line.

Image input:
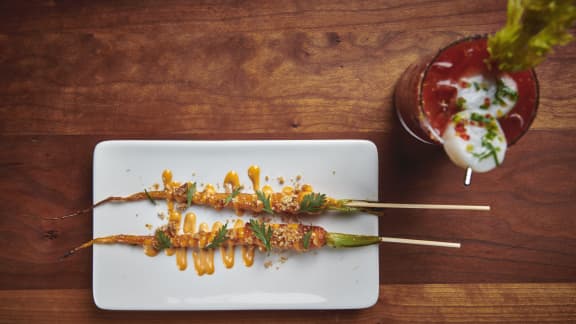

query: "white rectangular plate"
left=93, top=140, right=379, bottom=310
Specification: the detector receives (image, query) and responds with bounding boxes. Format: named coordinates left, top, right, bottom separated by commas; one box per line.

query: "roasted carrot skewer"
left=49, top=185, right=349, bottom=221
left=66, top=221, right=329, bottom=258
left=47, top=167, right=489, bottom=221
left=50, top=184, right=487, bottom=221
left=92, top=186, right=489, bottom=214
left=100, top=183, right=345, bottom=214
left=63, top=220, right=460, bottom=259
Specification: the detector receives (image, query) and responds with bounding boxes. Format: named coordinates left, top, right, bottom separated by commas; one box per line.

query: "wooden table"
left=1, top=1, right=575, bottom=322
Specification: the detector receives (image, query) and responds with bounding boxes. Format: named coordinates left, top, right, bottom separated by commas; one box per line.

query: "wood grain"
left=1, top=0, right=576, bottom=321
left=1, top=284, right=574, bottom=323
left=1, top=1, right=575, bottom=136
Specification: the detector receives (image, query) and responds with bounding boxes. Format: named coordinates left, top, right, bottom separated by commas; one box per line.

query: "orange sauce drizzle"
left=247, top=165, right=260, bottom=191
left=192, top=223, right=210, bottom=275
left=242, top=246, right=256, bottom=267
left=165, top=248, right=176, bottom=256
left=162, top=169, right=173, bottom=190
left=149, top=167, right=324, bottom=275
left=219, top=219, right=241, bottom=268
left=223, top=171, right=240, bottom=190
left=176, top=248, right=187, bottom=270
left=144, top=239, right=159, bottom=257
left=183, top=212, right=196, bottom=234
left=282, top=186, right=294, bottom=196
left=169, top=208, right=181, bottom=231
left=221, top=242, right=235, bottom=269
left=262, top=184, right=274, bottom=196
left=301, top=184, right=313, bottom=192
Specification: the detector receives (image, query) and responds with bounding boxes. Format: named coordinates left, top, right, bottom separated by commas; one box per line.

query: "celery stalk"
left=488, top=0, right=576, bottom=72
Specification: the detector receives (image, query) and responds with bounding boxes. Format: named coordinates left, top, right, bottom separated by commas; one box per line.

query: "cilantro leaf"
left=224, top=186, right=241, bottom=205
left=206, top=222, right=228, bottom=249
left=155, top=230, right=172, bottom=250
left=256, top=190, right=273, bottom=214
left=249, top=219, right=273, bottom=252
left=186, top=182, right=196, bottom=209
left=299, top=193, right=327, bottom=213
left=302, top=230, right=313, bottom=249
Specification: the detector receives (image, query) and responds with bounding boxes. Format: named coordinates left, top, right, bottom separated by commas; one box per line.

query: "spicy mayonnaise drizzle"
left=192, top=222, right=215, bottom=276
left=144, top=166, right=320, bottom=275
left=247, top=165, right=260, bottom=191
left=223, top=171, right=240, bottom=191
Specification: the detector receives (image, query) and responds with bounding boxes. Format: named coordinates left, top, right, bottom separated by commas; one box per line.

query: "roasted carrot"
left=62, top=221, right=384, bottom=259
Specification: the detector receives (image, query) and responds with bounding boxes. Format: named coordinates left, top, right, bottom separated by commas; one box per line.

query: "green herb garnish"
left=302, top=230, right=313, bottom=249
left=299, top=193, right=327, bottom=213
left=470, top=112, right=494, bottom=124
left=224, top=186, right=242, bottom=205
left=468, top=113, right=502, bottom=166
left=144, top=189, right=156, bottom=205
left=494, top=79, right=519, bottom=106
left=155, top=230, right=172, bottom=250
left=472, top=135, right=502, bottom=166
left=456, top=97, right=467, bottom=110
left=249, top=219, right=273, bottom=252
left=488, top=0, right=576, bottom=72
left=206, top=222, right=229, bottom=249
left=256, top=190, right=274, bottom=214
left=186, top=182, right=196, bottom=209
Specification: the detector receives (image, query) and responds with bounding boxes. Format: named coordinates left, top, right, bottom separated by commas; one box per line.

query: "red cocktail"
left=395, top=35, right=539, bottom=145
left=394, top=35, right=539, bottom=173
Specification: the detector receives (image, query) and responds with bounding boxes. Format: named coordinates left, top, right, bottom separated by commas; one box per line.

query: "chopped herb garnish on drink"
left=456, top=97, right=467, bottom=110
left=494, top=79, right=518, bottom=107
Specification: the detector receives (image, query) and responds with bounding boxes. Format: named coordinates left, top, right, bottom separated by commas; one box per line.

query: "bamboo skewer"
left=345, top=201, right=490, bottom=211
left=379, top=237, right=461, bottom=248
left=63, top=225, right=462, bottom=259
left=45, top=200, right=490, bottom=221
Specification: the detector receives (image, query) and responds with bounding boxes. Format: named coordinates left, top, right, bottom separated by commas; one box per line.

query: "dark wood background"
left=1, top=0, right=575, bottom=322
